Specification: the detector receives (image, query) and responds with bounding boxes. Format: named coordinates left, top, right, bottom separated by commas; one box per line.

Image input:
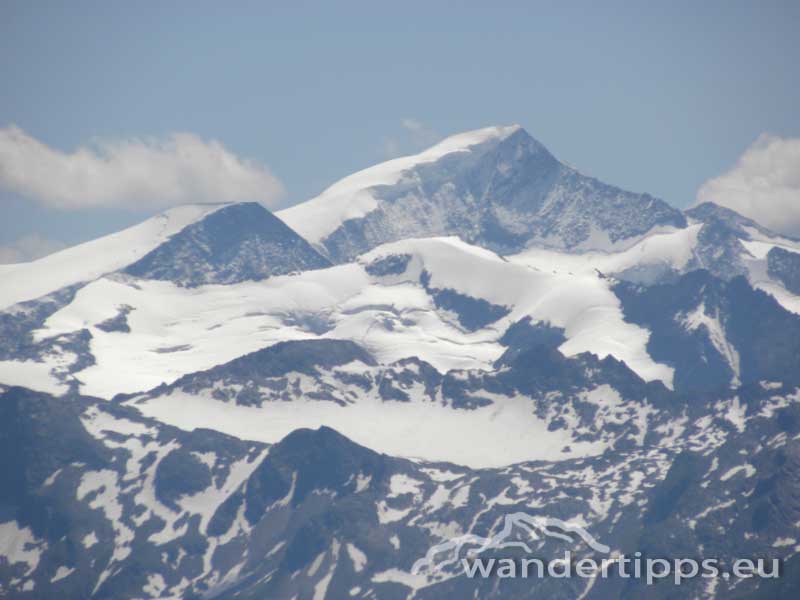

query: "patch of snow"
left=42, top=468, right=62, bottom=487
left=313, top=539, right=340, bottom=600
left=389, top=474, right=424, bottom=498
left=372, top=568, right=433, bottom=592
left=178, top=450, right=267, bottom=535
left=0, top=360, right=67, bottom=395
left=377, top=502, right=412, bottom=524
left=420, top=468, right=463, bottom=482
left=450, top=485, right=471, bottom=508
left=720, top=464, right=756, bottom=481
left=760, top=381, right=783, bottom=390
left=0, top=521, right=45, bottom=576
left=722, top=397, right=747, bottom=433
left=346, top=543, right=367, bottom=573
left=424, top=485, right=451, bottom=512
left=354, top=473, right=371, bottom=493
left=143, top=573, right=166, bottom=598
left=679, top=302, right=741, bottom=385
left=51, top=566, right=75, bottom=583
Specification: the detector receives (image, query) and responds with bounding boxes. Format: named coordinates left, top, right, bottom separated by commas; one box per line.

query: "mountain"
left=277, top=125, right=687, bottom=262
left=123, top=202, right=330, bottom=287
left=684, top=201, right=789, bottom=280
left=2, top=125, right=800, bottom=600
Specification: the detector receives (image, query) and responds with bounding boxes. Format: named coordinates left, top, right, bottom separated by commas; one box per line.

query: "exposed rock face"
left=768, top=246, right=800, bottom=295
left=615, top=271, right=800, bottom=392
left=124, top=202, right=331, bottom=286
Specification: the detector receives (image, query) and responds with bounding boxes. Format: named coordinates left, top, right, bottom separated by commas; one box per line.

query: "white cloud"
left=381, top=118, right=440, bottom=158
left=0, top=126, right=284, bottom=210
left=0, top=233, right=66, bottom=264
left=696, top=134, right=800, bottom=236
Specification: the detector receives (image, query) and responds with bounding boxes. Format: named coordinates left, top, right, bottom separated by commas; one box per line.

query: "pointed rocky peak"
left=124, top=202, right=331, bottom=287
left=683, top=202, right=787, bottom=280
left=243, top=425, right=392, bottom=512
left=685, top=201, right=774, bottom=236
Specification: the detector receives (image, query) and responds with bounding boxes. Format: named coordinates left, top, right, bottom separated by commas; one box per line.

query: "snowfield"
left=133, top=388, right=604, bottom=468
left=33, top=236, right=673, bottom=398
left=508, top=224, right=701, bottom=278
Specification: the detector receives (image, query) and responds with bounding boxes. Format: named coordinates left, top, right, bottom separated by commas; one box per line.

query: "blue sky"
left=1, top=1, right=799, bottom=258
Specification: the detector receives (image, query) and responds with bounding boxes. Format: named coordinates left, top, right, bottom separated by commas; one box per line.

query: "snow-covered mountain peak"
left=277, top=125, right=684, bottom=262
left=276, top=125, right=527, bottom=247
left=319, top=124, right=527, bottom=199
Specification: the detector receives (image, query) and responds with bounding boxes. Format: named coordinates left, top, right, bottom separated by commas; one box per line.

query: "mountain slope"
left=277, top=126, right=686, bottom=261
left=20, top=236, right=672, bottom=398
left=0, top=204, right=226, bottom=311
left=615, top=270, right=800, bottom=393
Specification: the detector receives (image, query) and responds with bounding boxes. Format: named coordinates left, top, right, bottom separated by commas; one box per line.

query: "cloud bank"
left=696, top=134, right=800, bottom=236
left=0, top=126, right=284, bottom=210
